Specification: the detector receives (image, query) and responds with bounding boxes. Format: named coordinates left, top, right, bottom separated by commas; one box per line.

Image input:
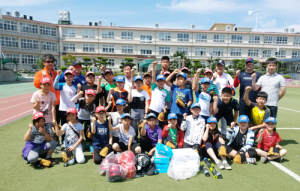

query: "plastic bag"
left=121, top=163, right=136, bottom=179
left=115, top=152, right=122, bottom=164
left=167, top=158, right=200, bottom=180
left=98, top=152, right=116, bottom=175
left=106, top=164, right=127, bottom=182
left=119, top=151, right=136, bottom=165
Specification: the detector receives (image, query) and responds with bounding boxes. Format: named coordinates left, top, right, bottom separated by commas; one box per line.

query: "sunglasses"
left=74, top=65, right=82, bottom=69
left=246, top=62, right=253, bottom=65
left=44, top=60, right=54, bottom=63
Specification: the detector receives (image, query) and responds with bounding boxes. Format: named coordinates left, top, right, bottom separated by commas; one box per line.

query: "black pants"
left=176, top=114, right=183, bottom=127
left=59, top=111, right=67, bottom=145
left=140, top=132, right=155, bottom=152
left=78, top=119, right=92, bottom=143
left=55, top=105, right=61, bottom=125
left=93, top=148, right=103, bottom=165
left=149, top=110, right=165, bottom=129
left=239, top=99, right=251, bottom=117
left=268, top=106, right=278, bottom=118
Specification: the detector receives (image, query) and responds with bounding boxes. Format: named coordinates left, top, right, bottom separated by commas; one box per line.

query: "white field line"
left=0, top=96, right=32, bottom=104
left=279, top=107, right=300, bottom=113
left=0, top=102, right=29, bottom=111
left=270, top=161, right=300, bottom=183
left=287, top=92, right=300, bottom=95
left=0, top=110, right=32, bottom=123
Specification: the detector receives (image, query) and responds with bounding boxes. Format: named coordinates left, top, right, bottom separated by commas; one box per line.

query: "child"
left=22, top=112, right=57, bottom=166
left=107, top=75, right=129, bottom=112
left=91, top=106, right=113, bottom=164
left=193, top=69, right=219, bottom=96
left=201, top=117, right=231, bottom=170
left=141, top=72, right=152, bottom=106
left=180, top=103, right=205, bottom=152
left=55, top=107, right=85, bottom=165
left=162, top=113, right=184, bottom=148
left=194, top=77, right=213, bottom=122
left=109, top=113, right=141, bottom=154
left=139, top=113, right=163, bottom=156
left=255, top=117, right=287, bottom=163
left=226, top=115, right=256, bottom=164
left=213, top=87, right=239, bottom=137
left=109, top=99, right=126, bottom=143
left=98, top=69, right=116, bottom=109
left=166, top=70, right=193, bottom=126
left=244, top=86, right=270, bottom=135
left=128, top=76, right=150, bottom=139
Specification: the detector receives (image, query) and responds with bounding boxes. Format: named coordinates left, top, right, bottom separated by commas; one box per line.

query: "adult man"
left=234, top=58, right=261, bottom=116
left=122, top=63, right=134, bottom=92
left=252, top=58, right=286, bottom=117
left=59, top=60, right=87, bottom=85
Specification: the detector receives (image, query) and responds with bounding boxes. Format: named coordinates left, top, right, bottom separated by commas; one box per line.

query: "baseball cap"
left=207, top=117, right=217, bottom=124
left=116, top=99, right=126, bottom=106
left=40, top=77, right=52, bottom=85
left=168, top=113, right=177, bottom=120
left=147, top=113, right=157, bottom=119
left=65, top=70, right=75, bottom=76
left=121, top=113, right=132, bottom=119
left=66, top=107, right=77, bottom=114
left=85, top=89, right=96, bottom=96
left=176, top=72, right=187, bottom=79
left=72, top=60, right=81, bottom=66
left=217, top=60, right=225, bottom=66
left=134, top=76, right=143, bottom=82
left=85, top=71, right=95, bottom=77
left=265, top=117, right=277, bottom=124
left=156, top=74, right=165, bottom=81
left=204, top=69, right=213, bottom=74
left=95, top=106, right=106, bottom=113
left=191, top=103, right=201, bottom=109
left=238, top=115, right=249, bottom=123
left=201, top=77, right=210, bottom=84
left=245, top=58, right=254, bottom=64
left=33, top=112, right=45, bottom=120
left=104, top=69, right=113, bottom=74
left=143, top=73, right=151, bottom=78
left=181, top=67, right=189, bottom=73
left=163, top=71, right=171, bottom=76
left=116, top=75, right=125, bottom=83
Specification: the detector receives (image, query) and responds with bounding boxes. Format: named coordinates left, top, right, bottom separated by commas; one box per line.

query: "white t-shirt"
left=213, top=72, right=234, bottom=94
left=62, top=122, right=84, bottom=148
left=30, top=90, right=57, bottom=123
left=149, top=83, right=170, bottom=113
left=130, top=89, right=150, bottom=119
left=109, top=112, right=122, bottom=137
left=116, top=124, right=136, bottom=145
left=196, top=92, right=212, bottom=117
left=124, top=76, right=133, bottom=92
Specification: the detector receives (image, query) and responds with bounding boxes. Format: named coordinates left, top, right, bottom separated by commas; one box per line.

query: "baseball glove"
left=233, top=152, right=247, bottom=164
left=86, top=127, right=93, bottom=139
left=267, top=147, right=280, bottom=156
left=209, top=91, right=215, bottom=95
left=218, top=144, right=228, bottom=157
left=176, top=98, right=187, bottom=109
left=40, top=159, right=52, bottom=167
left=138, top=120, right=146, bottom=129
left=166, top=140, right=176, bottom=149
left=61, top=149, right=74, bottom=167
left=100, top=144, right=113, bottom=157
left=158, top=112, right=166, bottom=122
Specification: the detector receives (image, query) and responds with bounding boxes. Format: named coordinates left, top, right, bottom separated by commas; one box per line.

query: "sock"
left=215, top=159, right=221, bottom=164
left=222, top=160, right=227, bottom=163
left=46, top=155, right=51, bottom=159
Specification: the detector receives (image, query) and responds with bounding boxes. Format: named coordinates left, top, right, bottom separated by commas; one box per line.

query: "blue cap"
left=115, top=99, right=126, bottom=106
left=156, top=74, right=165, bottom=81
left=201, top=77, right=211, bottom=84
left=121, top=113, right=132, bottom=119
left=176, top=72, right=187, bottom=79
left=191, top=103, right=201, bottom=109
left=265, top=117, right=277, bottom=124
left=116, top=75, right=125, bottom=83
left=238, top=115, right=249, bottom=123
left=245, top=58, right=254, bottom=64
left=147, top=113, right=157, bottom=119
left=207, top=117, right=217, bottom=123
left=134, top=76, right=143, bottom=82
left=168, top=113, right=177, bottom=120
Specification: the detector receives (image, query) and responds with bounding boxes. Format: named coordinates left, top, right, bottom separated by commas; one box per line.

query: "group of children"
left=22, top=56, right=287, bottom=171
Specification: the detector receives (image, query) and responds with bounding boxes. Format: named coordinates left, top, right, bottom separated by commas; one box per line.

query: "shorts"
left=116, top=142, right=139, bottom=152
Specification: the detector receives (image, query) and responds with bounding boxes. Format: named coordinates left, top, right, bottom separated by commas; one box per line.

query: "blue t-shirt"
left=238, top=71, right=261, bottom=101
left=216, top=98, right=239, bottom=116
left=59, top=71, right=87, bottom=85
left=170, top=84, right=192, bottom=115
left=92, top=121, right=111, bottom=149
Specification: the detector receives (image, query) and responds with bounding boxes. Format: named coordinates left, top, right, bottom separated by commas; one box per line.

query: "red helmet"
left=122, top=163, right=136, bottom=179
left=99, top=157, right=116, bottom=175
left=108, top=164, right=124, bottom=182
left=119, top=151, right=136, bottom=165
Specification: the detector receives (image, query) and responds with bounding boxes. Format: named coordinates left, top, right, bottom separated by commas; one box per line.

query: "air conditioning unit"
left=6, top=12, right=11, bottom=16
left=13, top=11, right=20, bottom=18
left=191, top=24, right=195, bottom=29
left=284, top=28, right=289, bottom=33
left=29, top=16, right=33, bottom=20
left=89, top=22, right=92, bottom=26
left=155, top=22, right=159, bottom=28
left=290, top=28, right=295, bottom=33
left=23, top=15, right=27, bottom=19
left=98, top=20, right=103, bottom=26
left=94, top=22, right=98, bottom=26
left=58, top=11, right=70, bottom=21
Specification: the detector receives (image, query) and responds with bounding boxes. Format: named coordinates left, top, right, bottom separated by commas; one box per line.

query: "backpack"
left=135, top=154, right=155, bottom=177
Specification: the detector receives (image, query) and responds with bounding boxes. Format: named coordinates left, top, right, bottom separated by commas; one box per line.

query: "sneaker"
left=223, top=161, right=232, bottom=170
left=246, top=158, right=256, bottom=164
left=90, top=145, right=93, bottom=154
left=275, top=157, right=283, bottom=163
left=216, top=162, right=225, bottom=170
left=261, top=157, right=269, bottom=163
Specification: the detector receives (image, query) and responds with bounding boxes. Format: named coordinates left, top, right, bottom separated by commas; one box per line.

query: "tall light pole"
left=248, top=9, right=260, bottom=31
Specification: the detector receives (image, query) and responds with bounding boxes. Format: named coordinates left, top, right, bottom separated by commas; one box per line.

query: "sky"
left=1, top=0, right=300, bottom=32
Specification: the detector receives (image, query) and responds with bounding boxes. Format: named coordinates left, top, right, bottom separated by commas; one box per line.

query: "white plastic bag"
left=106, top=164, right=128, bottom=182
left=98, top=152, right=116, bottom=175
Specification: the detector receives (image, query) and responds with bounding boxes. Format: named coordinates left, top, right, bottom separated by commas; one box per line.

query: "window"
left=213, top=34, right=225, bottom=42
left=102, top=30, right=114, bottom=39
left=107, top=59, right=115, bottom=67
left=140, top=49, right=152, bottom=55
left=195, top=34, right=207, bottom=42
left=248, top=49, right=259, bottom=57
left=51, top=28, right=57, bottom=36
left=276, top=36, right=288, bottom=44
left=140, top=35, right=152, bottom=43
left=3, top=53, right=19, bottom=63
left=293, top=37, right=300, bottom=45
left=122, top=45, right=133, bottom=54
left=264, top=36, right=273, bottom=44
left=159, top=33, right=171, bottom=41
left=63, top=43, right=76, bottom=52
left=177, top=47, right=188, bottom=55
left=62, top=29, right=75, bottom=37
left=226, top=25, right=231, bottom=31
left=177, top=33, right=189, bottom=42
left=20, top=23, right=38, bottom=34
left=83, top=44, right=95, bottom=52
left=41, top=41, right=57, bottom=51
left=40, top=26, right=56, bottom=36
left=292, top=50, right=300, bottom=58
left=102, top=45, right=114, bottom=53
left=231, top=35, right=243, bottom=43
left=262, top=50, right=272, bottom=58
left=195, top=48, right=206, bottom=56
left=159, top=47, right=170, bottom=55
left=22, top=54, right=39, bottom=65
left=0, top=19, right=18, bottom=31
left=1, top=36, right=18, bottom=48
left=121, top=31, right=133, bottom=39
left=275, top=50, right=286, bottom=58
left=230, top=48, right=242, bottom=57
left=21, top=39, right=39, bottom=49
left=213, top=48, right=224, bottom=56
left=82, top=30, right=95, bottom=38
left=249, top=36, right=260, bottom=43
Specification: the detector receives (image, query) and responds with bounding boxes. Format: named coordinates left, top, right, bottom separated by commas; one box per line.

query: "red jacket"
left=162, top=124, right=184, bottom=148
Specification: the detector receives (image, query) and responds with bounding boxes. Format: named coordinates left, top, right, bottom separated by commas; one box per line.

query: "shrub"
left=60, top=66, right=67, bottom=72
left=283, top=75, right=291, bottom=79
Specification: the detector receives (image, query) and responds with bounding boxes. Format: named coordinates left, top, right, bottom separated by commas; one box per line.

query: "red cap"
left=66, top=107, right=77, bottom=114
left=65, top=70, right=75, bottom=76
left=40, top=77, right=52, bottom=85
left=85, top=71, right=95, bottom=77
left=85, top=89, right=96, bottom=96
left=204, top=69, right=213, bottom=74
left=163, top=71, right=171, bottom=76
left=181, top=67, right=189, bottom=72
left=95, top=106, right=106, bottom=113
left=33, top=112, right=45, bottom=120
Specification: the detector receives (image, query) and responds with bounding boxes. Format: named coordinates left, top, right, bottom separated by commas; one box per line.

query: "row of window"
left=1, top=37, right=57, bottom=51
left=3, top=53, right=39, bottom=65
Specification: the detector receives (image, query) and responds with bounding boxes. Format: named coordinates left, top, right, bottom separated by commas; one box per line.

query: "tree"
left=231, top=59, right=240, bottom=72
left=82, top=57, right=92, bottom=72
left=192, top=59, right=202, bottom=71
left=34, top=56, right=44, bottom=69
left=62, top=54, right=76, bottom=66
left=237, top=59, right=246, bottom=71
left=171, top=51, right=192, bottom=69
left=119, top=58, right=136, bottom=72
left=96, top=57, right=111, bottom=70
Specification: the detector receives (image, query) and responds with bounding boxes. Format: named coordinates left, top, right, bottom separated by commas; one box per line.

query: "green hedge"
left=60, top=66, right=67, bottom=72
left=283, top=75, right=291, bottom=79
